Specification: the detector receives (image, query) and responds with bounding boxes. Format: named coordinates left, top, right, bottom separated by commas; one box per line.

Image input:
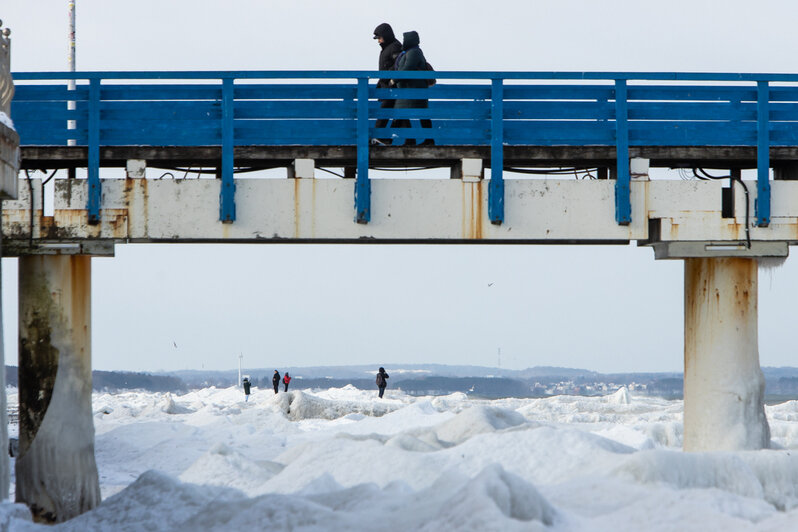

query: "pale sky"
left=3, top=0, right=798, bottom=373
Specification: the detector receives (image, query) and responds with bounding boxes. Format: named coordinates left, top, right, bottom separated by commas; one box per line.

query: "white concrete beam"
left=4, top=178, right=798, bottom=249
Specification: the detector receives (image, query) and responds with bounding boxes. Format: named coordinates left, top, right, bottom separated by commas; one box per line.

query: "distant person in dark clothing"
left=242, top=377, right=252, bottom=401
left=273, top=370, right=281, bottom=394
left=283, top=372, right=291, bottom=392
left=392, top=31, right=433, bottom=145
left=373, top=23, right=402, bottom=143
left=376, top=367, right=389, bottom=398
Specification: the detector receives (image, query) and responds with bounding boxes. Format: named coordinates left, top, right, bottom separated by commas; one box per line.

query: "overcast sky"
left=3, top=0, right=798, bottom=373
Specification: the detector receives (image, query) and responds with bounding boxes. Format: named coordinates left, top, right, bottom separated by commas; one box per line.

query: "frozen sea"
left=3, top=385, right=798, bottom=531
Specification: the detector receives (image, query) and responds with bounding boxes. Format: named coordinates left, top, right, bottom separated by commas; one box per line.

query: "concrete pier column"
left=683, top=257, right=770, bottom=451
left=16, top=255, right=100, bottom=522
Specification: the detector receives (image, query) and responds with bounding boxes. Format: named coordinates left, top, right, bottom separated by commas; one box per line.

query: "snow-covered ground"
left=3, top=385, right=798, bottom=531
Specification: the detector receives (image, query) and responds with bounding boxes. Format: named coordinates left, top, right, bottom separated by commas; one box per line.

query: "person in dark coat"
left=272, top=370, right=281, bottom=394
left=376, top=367, right=389, bottom=399
left=373, top=23, right=402, bottom=142
left=242, top=377, right=252, bottom=402
left=283, top=372, right=291, bottom=392
left=392, top=31, right=433, bottom=145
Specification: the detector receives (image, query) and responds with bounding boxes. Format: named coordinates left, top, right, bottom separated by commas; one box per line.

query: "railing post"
left=614, top=79, right=631, bottom=225
left=355, top=77, right=370, bottom=224
left=489, top=78, right=504, bottom=225
left=220, top=77, right=236, bottom=223
left=87, top=78, right=101, bottom=224
left=756, top=81, right=771, bottom=227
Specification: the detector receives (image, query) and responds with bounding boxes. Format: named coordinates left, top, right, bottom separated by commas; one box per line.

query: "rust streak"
left=475, top=180, right=483, bottom=240
left=294, top=178, right=300, bottom=238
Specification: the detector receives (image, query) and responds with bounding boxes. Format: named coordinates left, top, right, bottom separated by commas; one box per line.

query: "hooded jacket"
left=396, top=31, right=428, bottom=90
left=374, top=23, right=402, bottom=89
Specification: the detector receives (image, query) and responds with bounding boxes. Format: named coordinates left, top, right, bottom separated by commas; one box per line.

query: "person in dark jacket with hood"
left=272, top=370, right=280, bottom=394
left=242, top=377, right=252, bottom=402
left=392, top=31, right=433, bottom=145
left=376, top=367, right=389, bottom=399
left=373, top=23, right=402, bottom=143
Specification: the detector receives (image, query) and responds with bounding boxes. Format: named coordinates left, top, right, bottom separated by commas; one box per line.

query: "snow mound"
left=161, top=393, right=193, bottom=415
left=384, top=432, right=444, bottom=452
left=642, top=422, right=683, bottom=448
left=400, top=465, right=556, bottom=531
left=433, top=406, right=527, bottom=445
left=54, top=470, right=243, bottom=532
left=273, top=390, right=403, bottom=421
left=613, top=449, right=798, bottom=510
left=430, top=392, right=470, bottom=412
left=608, top=386, right=631, bottom=405
left=179, top=443, right=284, bottom=494
left=439, top=464, right=556, bottom=526
left=0, top=502, right=32, bottom=530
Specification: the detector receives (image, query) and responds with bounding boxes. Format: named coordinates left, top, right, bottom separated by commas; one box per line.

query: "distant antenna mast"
left=238, top=353, right=243, bottom=387
left=67, top=0, right=76, bottom=146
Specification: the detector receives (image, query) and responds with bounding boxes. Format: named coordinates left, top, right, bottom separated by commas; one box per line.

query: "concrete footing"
left=16, top=255, right=100, bottom=522
left=683, top=257, right=770, bottom=451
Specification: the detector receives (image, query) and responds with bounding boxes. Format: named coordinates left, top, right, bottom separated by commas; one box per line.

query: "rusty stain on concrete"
left=294, top=177, right=301, bottom=238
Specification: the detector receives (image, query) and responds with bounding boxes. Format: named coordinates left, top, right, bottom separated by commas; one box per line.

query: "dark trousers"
left=273, top=383, right=279, bottom=394
left=393, top=99, right=432, bottom=145
left=375, top=98, right=396, bottom=134
left=283, top=382, right=289, bottom=392
left=378, top=385, right=386, bottom=398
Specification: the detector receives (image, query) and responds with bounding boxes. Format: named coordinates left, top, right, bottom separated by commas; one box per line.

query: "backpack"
left=425, top=61, right=436, bottom=87
left=376, top=373, right=386, bottom=387
left=394, top=52, right=436, bottom=87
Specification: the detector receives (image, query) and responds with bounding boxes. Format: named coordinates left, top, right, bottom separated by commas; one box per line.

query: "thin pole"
left=238, top=353, right=243, bottom=387
left=67, top=1, right=76, bottom=146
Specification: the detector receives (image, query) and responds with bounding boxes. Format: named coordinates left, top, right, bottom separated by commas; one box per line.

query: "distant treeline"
left=5, top=366, right=186, bottom=393
left=5, top=365, right=798, bottom=399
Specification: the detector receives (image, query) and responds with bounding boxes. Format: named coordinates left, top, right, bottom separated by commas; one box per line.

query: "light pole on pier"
left=67, top=1, right=76, bottom=147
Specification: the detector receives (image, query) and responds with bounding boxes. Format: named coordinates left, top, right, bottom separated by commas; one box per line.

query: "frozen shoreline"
left=4, top=385, right=798, bottom=530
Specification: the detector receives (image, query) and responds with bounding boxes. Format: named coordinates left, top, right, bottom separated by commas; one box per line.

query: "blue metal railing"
left=12, top=70, right=798, bottom=227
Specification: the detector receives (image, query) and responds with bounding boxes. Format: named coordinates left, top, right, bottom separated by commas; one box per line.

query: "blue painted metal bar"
left=14, top=70, right=798, bottom=82
left=87, top=78, right=101, bottom=224
left=489, top=79, right=504, bottom=225
left=614, top=79, right=631, bottom=226
left=757, top=81, right=771, bottom=227
left=220, top=77, right=236, bottom=223
left=355, top=78, right=370, bottom=224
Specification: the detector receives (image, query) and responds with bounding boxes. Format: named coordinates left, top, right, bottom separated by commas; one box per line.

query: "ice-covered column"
left=0, top=212, right=7, bottom=501
left=16, top=255, right=100, bottom=522
left=683, top=257, right=770, bottom=451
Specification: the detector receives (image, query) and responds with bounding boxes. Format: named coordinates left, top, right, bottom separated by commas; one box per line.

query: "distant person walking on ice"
left=376, top=367, right=389, bottom=398
left=272, top=370, right=281, bottom=394
left=242, top=377, right=251, bottom=402
left=283, top=372, right=291, bottom=392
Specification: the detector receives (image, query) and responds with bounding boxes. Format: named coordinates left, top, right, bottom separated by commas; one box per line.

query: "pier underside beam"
left=683, top=257, right=770, bottom=451
left=16, top=255, right=100, bottom=522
